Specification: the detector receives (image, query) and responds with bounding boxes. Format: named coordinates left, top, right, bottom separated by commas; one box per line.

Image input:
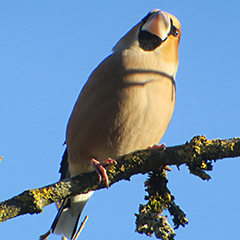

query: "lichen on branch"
left=0, top=135, right=239, bottom=239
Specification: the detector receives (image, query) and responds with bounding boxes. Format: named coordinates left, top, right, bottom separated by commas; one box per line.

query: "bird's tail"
left=51, top=191, right=94, bottom=239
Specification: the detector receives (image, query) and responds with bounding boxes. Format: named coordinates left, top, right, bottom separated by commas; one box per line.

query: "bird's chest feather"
left=112, top=73, right=175, bottom=156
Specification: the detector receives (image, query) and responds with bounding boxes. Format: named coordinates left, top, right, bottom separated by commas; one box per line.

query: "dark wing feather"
left=59, top=148, right=69, bottom=179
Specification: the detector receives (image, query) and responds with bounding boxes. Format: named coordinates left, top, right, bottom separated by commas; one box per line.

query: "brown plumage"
left=51, top=9, right=181, bottom=239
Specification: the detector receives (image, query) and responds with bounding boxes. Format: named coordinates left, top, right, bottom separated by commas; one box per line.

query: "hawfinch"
left=51, top=9, right=181, bottom=239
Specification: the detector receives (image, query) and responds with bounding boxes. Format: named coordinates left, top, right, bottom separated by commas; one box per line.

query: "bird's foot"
left=147, top=143, right=166, bottom=150
left=147, top=143, right=171, bottom=171
left=91, top=158, right=117, bottom=188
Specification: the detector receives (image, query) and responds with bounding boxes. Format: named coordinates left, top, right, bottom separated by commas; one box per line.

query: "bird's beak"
left=142, top=11, right=171, bottom=42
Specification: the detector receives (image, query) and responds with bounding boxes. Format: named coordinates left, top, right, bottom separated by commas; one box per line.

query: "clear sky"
left=1, top=1, right=240, bottom=240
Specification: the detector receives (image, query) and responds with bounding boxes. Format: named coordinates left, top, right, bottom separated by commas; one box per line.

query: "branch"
left=0, top=136, right=239, bottom=233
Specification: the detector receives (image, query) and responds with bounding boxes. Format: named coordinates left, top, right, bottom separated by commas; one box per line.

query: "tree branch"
left=0, top=135, right=239, bottom=235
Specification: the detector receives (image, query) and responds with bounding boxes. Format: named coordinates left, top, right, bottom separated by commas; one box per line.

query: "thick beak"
left=141, top=11, right=171, bottom=41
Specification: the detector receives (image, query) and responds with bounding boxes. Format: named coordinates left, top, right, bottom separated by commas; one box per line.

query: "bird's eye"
left=173, top=28, right=179, bottom=36
left=168, top=19, right=179, bottom=37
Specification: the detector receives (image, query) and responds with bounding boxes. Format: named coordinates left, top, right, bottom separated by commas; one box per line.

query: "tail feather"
left=51, top=191, right=94, bottom=239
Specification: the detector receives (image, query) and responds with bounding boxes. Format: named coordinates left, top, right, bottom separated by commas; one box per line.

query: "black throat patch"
left=138, top=30, right=163, bottom=51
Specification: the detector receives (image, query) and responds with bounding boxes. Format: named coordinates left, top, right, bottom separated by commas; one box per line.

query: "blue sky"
left=1, top=1, right=240, bottom=239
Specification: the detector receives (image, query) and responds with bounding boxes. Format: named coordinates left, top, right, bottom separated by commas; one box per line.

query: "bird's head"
left=113, top=9, right=181, bottom=53
left=112, top=9, right=181, bottom=77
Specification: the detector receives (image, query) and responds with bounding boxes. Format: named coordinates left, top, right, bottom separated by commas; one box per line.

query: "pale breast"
left=112, top=72, right=175, bottom=156
left=66, top=52, right=176, bottom=176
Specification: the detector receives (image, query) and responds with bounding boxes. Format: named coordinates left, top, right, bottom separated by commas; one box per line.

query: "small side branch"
left=0, top=135, right=239, bottom=224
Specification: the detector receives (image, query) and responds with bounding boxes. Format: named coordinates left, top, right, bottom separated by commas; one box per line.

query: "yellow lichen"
left=124, top=153, right=134, bottom=161
left=201, top=161, right=207, bottom=169
left=230, top=142, right=235, bottom=151
left=120, top=165, right=125, bottom=171
left=108, top=164, right=116, bottom=173
left=194, top=146, right=201, bottom=155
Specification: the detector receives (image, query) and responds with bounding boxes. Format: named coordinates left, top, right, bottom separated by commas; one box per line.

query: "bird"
left=50, top=9, right=181, bottom=240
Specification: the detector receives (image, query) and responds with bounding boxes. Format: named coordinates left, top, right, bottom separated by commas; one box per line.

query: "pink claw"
left=91, top=158, right=117, bottom=188
left=146, top=143, right=171, bottom=170
left=147, top=143, right=166, bottom=150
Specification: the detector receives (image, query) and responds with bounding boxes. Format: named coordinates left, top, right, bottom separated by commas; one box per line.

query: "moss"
left=136, top=169, right=187, bottom=240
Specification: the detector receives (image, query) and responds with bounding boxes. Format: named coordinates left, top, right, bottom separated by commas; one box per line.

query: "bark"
left=0, top=135, right=239, bottom=237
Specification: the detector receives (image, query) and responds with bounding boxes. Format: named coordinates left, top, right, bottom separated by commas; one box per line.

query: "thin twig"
left=73, top=215, right=89, bottom=240
left=39, top=230, right=51, bottom=240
